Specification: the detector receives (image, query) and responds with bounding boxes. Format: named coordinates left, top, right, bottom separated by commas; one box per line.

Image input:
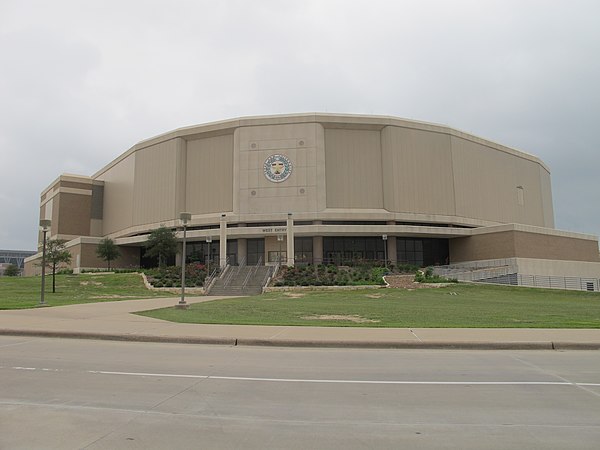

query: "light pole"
left=178, top=212, right=191, bottom=308
left=206, top=236, right=213, bottom=275
left=39, top=219, right=51, bottom=306
left=382, top=234, right=388, bottom=269
left=277, top=234, right=284, bottom=264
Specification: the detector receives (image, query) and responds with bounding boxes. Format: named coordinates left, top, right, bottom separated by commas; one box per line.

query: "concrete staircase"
left=207, top=265, right=273, bottom=296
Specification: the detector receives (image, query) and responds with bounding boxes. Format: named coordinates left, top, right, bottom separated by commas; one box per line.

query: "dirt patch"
left=384, top=275, right=449, bottom=289
left=301, top=314, right=380, bottom=323
left=365, top=294, right=383, bottom=299
left=89, top=295, right=138, bottom=299
left=80, top=281, right=103, bottom=286
left=283, top=292, right=306, bottom=298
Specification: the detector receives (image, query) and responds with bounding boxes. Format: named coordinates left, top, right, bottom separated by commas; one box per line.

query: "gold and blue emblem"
left=263, top=154, right=292, bottom=183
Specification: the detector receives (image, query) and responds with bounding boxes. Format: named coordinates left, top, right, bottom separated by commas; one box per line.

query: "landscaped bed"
left=137, top=283, right=600, bottom=328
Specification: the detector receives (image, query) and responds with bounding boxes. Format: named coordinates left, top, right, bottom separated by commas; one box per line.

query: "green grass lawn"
left=0, top=273, right=176, bottom=309
left=137, top=284, right=600, bottom=328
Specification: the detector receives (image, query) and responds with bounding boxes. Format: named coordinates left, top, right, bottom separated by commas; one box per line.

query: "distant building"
left=1, top=249, right=36, bottom=275
left=25, top=113, right=600, bottom=290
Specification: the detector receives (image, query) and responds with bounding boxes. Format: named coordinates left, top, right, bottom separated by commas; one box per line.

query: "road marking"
left=87, top=370, right=600, bottom=387
left=4, top=366, right=600, bottom=387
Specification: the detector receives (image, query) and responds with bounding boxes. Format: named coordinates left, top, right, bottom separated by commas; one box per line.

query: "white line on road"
left=87, top=369, right=600, bottom=387
left=5, top=366, right=600, bottom=387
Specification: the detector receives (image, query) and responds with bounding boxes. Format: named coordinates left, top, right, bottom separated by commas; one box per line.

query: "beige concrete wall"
left=325, top=128, right=383, bottom=209
left=539, top=166, right=555, bottom=228
left=76, top=243, right=140, bottom=269
left=516, top=258, right=600, bottom=278
left=450, top=230, right=600, bottom=263
left=39, top=115, right=559, bottom=241
left=513, top=231, right=600, bottom=262
left=237, top=123, right=322, bottom=215
left=186, top=134, right=234, bottom=214
left=265, top=235, right=287, bottom=263
left=57, top=192, right=91, bottom=237
left=133, top=140, right=178, bottom=225
left=451, top=136, right=550, bottom=227
left=60, top=181, right=93, bottom=190
left=24, top=258, right=39, bottom=276
left=25, top=244, right=140, bottom=275
left=381, top=126, right=455, bottom=215
left=90, top=219, right=103, bottom=237
left=96, top=153, right=135, bottom=235
left=450, top=232, right=516, bottom=262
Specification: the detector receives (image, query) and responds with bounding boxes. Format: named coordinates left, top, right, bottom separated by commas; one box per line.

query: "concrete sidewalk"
left=1, top=296, right=600, bottom=350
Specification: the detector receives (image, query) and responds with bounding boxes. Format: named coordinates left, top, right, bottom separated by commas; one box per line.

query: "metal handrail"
left=261, top=263, right=276, bottom=288
left=203, top=267, right=221, bottom=294
left=224, top=256, right=248, bottom=287
left=242, top=256, right=263, bottom=289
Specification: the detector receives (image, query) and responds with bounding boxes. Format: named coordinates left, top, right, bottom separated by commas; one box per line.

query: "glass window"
left=268, top=251, right=286, bottom=263
left=247, top=238, right=264, bottom=265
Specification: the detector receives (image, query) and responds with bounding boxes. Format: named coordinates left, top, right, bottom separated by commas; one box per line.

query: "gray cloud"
left=1, top=0, right=598, bottom=249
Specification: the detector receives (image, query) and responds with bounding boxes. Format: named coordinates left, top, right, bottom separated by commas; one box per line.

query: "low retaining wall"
left=139, top=272, right=205, bottom=295
left=264, top=284, right=385, bottom=293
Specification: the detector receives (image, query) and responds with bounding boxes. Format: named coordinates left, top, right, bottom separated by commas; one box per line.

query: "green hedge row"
left=144, top=263, right=211, bottom=288
left=273, top=264, right=391, bottom=287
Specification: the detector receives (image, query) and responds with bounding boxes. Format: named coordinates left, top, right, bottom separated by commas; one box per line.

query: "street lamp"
left=382, top=234, right=388, bottom=269
left=39, top=219, right=51, bottom=305
left=206, top=235, right=213, bottom=275
left=178, top=212, right=192, bottom=308
left=277, top=234, right=284, bottom=264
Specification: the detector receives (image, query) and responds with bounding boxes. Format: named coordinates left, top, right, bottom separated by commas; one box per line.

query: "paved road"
left=1, top=336, right=599, bottom=449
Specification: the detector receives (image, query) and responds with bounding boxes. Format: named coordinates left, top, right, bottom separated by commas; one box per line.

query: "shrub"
left=143, top=263, right=213, bottom=288
left=3, top=264, right=20, bottom=276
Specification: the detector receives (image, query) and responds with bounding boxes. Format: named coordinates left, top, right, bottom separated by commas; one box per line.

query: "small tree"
left=96, top=238, right=120, bottom=270
left=4, top=264, right=20, bottom=276
left=144, top=225, right=178, bottom=269
left=45, top=239, right=72, bottom=293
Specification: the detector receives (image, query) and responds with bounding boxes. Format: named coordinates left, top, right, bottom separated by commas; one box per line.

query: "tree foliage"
left=144, top=226, right=178, bottom=268
left=45, top=239, right=72, bottom=293
left=96, top=238, right=121, bottom=270
left=3, top=264, right=20, bottom=276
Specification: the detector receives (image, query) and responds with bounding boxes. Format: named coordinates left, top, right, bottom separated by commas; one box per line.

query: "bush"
left=273, top=264, right=387, bottom=287
left=3, top=264, right=20, bottom=276
left=143, top=263, right=213, bottom=288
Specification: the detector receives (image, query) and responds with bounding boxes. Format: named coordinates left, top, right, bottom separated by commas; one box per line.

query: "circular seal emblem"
left=263, top=154, right=292, bottom=183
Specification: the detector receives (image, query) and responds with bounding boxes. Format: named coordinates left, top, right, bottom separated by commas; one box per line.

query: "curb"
left=2, top=329, right=600, bottom=350
left=0, top=329, right=235, bottom=346
left=234, top=338, right=555, bottom=350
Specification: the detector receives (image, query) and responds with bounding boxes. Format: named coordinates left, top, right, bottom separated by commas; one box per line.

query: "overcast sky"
left=1, top=0, right=599, bottom=250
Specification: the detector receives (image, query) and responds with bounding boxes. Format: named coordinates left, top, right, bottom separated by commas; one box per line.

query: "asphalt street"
left=1, top=336, right=599, bottom=449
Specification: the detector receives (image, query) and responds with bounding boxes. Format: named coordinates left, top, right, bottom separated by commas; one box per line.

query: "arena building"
left=24, top=113, right=600, bottom=290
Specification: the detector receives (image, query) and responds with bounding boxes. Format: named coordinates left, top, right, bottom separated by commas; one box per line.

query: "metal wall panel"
left=539, top=166, right=555, bottom=227
left=186, top=134, right=234, bottom=214
left=132, top=140, right=178, bottom=226
left=451, top=136, right=548, bottom=226
left=325, top=129, right=383, bottom=208
left=381, top=126, right=455, bottom=215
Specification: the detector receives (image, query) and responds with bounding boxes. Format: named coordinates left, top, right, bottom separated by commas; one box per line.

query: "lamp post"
left=206, top=236, right=213, bottom=275
left=277, top=234, right=284, bottom=264
left=382, top=234, right=388, bottom=269
left=178, top=212, right=191, bottom=308
left=39, top=219, right=51, bottom=305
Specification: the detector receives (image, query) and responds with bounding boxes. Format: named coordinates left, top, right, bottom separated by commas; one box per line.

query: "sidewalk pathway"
left=1, top=296, right=600, bottom=350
